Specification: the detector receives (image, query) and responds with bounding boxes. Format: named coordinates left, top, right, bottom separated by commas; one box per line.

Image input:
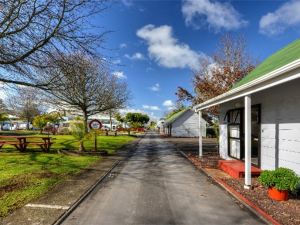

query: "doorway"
left=226, top=105, right=261, bottom=167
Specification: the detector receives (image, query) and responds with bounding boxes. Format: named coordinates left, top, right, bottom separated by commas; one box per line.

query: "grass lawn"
left=0, top=131, right=137, bottom=154
left=0, top=132, right=137, bottom=217
left=0, top=153, right=98, bottom=217
left=52, top=135, right=136, bottom=154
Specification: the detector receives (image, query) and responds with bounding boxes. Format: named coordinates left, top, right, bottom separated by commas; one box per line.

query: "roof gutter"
left=194, top=58, right=300, bottom=112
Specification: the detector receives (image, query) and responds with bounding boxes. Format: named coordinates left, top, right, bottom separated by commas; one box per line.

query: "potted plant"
left=258, top=167, right=299, bottom=201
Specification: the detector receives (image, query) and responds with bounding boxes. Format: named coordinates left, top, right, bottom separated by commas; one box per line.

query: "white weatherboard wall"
left=171, top=110, right=206, bottom=137
left=219, top=78, right=300, bottom=175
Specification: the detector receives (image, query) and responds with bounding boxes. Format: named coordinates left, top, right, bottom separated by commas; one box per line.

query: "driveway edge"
left=53, top=138, right=142, bottom=225
left=178, top=150, right=280, bottom=225
left=52, top=160, right=121, bottom=225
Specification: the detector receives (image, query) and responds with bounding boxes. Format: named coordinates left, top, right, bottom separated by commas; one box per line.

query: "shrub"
left=206, top=127, right=217, bottom=138
left=258, top=167, right=300, bottom=192
left=57, top=127, right=71, bottom=135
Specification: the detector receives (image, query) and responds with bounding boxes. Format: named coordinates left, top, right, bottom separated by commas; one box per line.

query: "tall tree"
left=176, top=34, right=255, bottom=115
left=8, top=88, right=41, bottom=129
left=0, top=0, right=107, bottom=89
left=44, top=53, right=130, bottom=133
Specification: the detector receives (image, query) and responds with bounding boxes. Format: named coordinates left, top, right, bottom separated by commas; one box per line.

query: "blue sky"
left=96, top=0, right=300, bottom=120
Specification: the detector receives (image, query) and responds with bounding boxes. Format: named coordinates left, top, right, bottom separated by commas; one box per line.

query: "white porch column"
left=244, top=95, right=252, bottom=189
left=198, top=111, right=203, bottom=157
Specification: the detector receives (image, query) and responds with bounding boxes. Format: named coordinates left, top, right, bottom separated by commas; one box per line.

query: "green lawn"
left=0, top=153, right=98, bottom=217
left=0, top=132, right=136, bottom=217
left=0, top=132, right=136, bottom=154
left=52, top=135, right=136, bottom=154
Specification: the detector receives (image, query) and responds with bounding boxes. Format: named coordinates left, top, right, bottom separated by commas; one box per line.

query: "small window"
left=225, top=109, right=241, bottom=124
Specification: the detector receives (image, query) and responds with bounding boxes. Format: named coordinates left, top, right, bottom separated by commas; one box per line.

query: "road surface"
left=62, top=134, right=264, bottom=225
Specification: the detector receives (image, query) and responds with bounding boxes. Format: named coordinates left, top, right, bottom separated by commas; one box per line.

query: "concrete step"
left=218, top=160, right=261, bottom=179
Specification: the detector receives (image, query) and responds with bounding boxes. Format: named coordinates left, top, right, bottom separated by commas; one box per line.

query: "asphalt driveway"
left=62, top=133, right=265, bottom=225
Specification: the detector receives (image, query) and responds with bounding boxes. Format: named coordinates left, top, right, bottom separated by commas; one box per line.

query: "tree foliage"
left=0, top=99, right=8, bottom=122
left=33, top=112, right=61, bottom=133
left=70, top=120, right=87, bottom=152
left=0, top=0, right=107, bottom=89
left=115, top=112, right=125, bottom=124
left=176, top=34, right=256, bottom=115
left=125, top=113, right=150, bottom=128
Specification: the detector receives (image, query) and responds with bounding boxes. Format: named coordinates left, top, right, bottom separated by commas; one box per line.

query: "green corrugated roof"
left=165, top=109, right=189, bottom=125
left=233, top=38, right=300, bottom=88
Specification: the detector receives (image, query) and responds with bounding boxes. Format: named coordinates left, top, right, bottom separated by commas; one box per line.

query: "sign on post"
left=89, top=119, right=102, bottom=151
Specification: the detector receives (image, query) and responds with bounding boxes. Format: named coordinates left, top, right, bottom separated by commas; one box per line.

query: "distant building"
left=157, top=118, right=165, bottom=134
left=163, top=109, right=207, bottom=137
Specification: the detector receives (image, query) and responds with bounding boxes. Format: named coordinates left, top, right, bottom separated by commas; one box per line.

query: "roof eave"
left=163, top=109, right=189, bottom=126
left=194, top=58, right=300, bottom=112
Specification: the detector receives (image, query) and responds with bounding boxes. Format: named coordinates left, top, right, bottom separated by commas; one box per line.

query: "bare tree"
left=44, top=53, right=130, bottom=132
left=176, top=34, right=256, bottom=115
left=8, top=87, right=42, bottom=129
left=0, top=0, right=107, bottom=89
left=0, top=98, right=7, bottom=113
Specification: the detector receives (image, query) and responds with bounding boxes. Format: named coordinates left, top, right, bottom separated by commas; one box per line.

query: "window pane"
left=229, top=125, right=240, bottom=138
left=230, top=139, right=240, bottom=158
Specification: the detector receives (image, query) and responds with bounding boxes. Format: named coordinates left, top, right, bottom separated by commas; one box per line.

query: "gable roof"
left=164, top=109, right=189, bottom=126
left=233, top=38, right=300, bottom=88
left=194, top=39, right=300, bottom=112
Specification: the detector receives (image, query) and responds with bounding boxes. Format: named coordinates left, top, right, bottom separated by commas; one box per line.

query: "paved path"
left=63, top=134, right=264, bottom=225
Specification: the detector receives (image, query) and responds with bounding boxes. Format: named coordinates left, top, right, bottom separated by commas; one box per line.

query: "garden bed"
left=184, top=153, right=300, bottom=225
left=186, top=152, right=221, bottom=169
left=221, top=178, right=300, bottom=225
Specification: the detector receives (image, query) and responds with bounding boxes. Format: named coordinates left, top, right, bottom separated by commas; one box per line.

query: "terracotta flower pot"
left=268, top=187, right=289, bottom=201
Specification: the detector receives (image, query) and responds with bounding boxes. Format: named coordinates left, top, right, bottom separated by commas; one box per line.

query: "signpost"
left=89, top=119, right=102, bottom=151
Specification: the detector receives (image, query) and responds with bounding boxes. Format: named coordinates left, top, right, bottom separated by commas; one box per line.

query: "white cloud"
left=112, top=59, right=121, bottom=65
left=124, top=52, right=145, bottom=60
left=163, top=100, right=175, bottom=110
left=137, top=24, right=206, bottom=70
left=121, top=0, right=133, bottom=7
left=259, top=0, right=300, bottom=35
left=119, top=108, right=144, bottom=115
left=182, top=0, right=247, bottom=31
left=112, top=71, right=127, bottom=79
left=149, top=83, right=160, bottom=92
left=120, top=43, right=127, bottom=49
left=142, top=105, right=161, bottom=111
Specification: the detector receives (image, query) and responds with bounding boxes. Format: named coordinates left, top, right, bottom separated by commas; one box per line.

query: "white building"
left=157, top=118, right=165, bottom=134
left=163, top=109, right=207, bottom=137
left=193, top=38, right=300, bottom=188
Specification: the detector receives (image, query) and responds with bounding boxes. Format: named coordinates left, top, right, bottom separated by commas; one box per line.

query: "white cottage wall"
left=171, top=110, right=207, bottom=137
left=219, top=79, right=300, bottom=174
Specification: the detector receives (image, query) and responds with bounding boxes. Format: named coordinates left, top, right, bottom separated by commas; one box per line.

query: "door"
left=227, top=109, right=242, bottom=159
left=227, top=105, right=261, bottom=166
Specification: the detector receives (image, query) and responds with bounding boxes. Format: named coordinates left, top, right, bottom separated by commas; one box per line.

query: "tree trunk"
left=79, top=140, right=85, bottom=152
left=27, top=119, right=30, bottom=130
left=83, top=111, right=88, bottom=134
left=109, top=111, right=113, bottom=131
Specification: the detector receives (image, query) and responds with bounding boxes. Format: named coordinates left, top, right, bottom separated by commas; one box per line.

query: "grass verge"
left=0, top=133, right=137, bottom=217
left=0, top=153, right=98, bottom=217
